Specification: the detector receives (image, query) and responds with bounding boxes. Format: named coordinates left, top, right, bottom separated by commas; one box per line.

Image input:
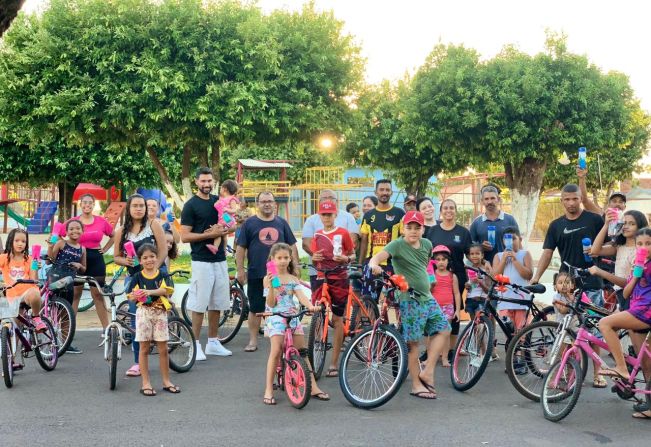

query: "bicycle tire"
left=284, top=353, right=311, bottom=409
left=451, top=314, right=494, bottom=392
left=34, top=317, right=58, bottom=371
left=646, top=375, right=651, bottom=411
left=42, top=296, right=75, bottom=356
left=217, top=286, right=248, bottom=344
left=307, top=310, right=327, bottom=380
left=1, top=326, right=14, bottom=388
left=167, top=317, right=196, bottom=373
left=108, top=327, right=119, bottom=390
left=349, top=295, right=379, bottom=336
left=78, top=284, right=95, bottom=312
left=180, top=290, right=191, bottom=326
left=541, top=357, right=583, bottom=422
left=116, top=300, right=133, bottom=346
left=531, top=305, right=555, bottom=323
left=339, top=324, right=408, bottom=409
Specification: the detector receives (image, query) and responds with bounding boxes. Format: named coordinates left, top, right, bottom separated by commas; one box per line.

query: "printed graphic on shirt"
left=360, top=207, right=405, bottom=261
left=259, top=227, right=280, bottom=246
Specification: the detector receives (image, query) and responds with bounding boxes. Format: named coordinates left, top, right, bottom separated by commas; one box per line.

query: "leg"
left=24, top=288, right=41, bottom=314
left=129, top=300, right=140, bottom=364
left=329, top=314, right=344, bottom=372
left=139, top=341, right=152, bottom=392
left=207, top=310, right=220, bottom=339
left=245, top=278, right=265, bottom=350
left=295, top=334, right=328, bottom=398
left=247, top=313, right=261, bottom=349
left=630, top=332, right=651, bottom=380
left=600, top=311, right=650, bottom=379
left=421, top=331, right=449, bottom=388
left=72, top=284, right=82, bottom=315
left=191, top=311, right=204, bottom=340
left=90, top=286, right=109, bottom=330
left=264, top=336, right=283, bottom=402
left=157, top=341, right=174, bottom=388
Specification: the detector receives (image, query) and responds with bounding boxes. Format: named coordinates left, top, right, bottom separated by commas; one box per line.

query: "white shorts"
left=186, top=261, right=230, bottom=312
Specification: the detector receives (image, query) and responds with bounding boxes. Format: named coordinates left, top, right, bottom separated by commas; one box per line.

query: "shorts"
left=399, top=299, right=450, bottom=343
left=186, top=261, right=230, bottom=313
left=313, top=277, right=349, bottom=317
left=247, top=278, right=265, bottom=314
left=82, top=248, right=106, bottom=288
left=135, top=306, right=169, bottom=342
left=498, top=309, right=528, bottom=331
left=465, top=298, right=485, bottom=315
left=265, top=312, right=304, bottom=338
left=440, top=303, right=455, bottom=320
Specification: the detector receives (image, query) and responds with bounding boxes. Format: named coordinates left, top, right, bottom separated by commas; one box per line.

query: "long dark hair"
left=614, top=210, right=648, bottom=246
left=164, top=230, right=179, bottom=260
left=4, top=228, right=29, bottom=261
left=119, top=194, right=148, bottom=255
left=269, top=243, right=295, bottom=275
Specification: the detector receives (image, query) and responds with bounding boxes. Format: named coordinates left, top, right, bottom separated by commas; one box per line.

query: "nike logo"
left=563, top=227, right=585, bottom=234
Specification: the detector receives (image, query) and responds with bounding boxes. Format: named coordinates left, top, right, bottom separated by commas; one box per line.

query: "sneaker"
left=634, top=401, right=650, bottom=412
left=67, top=346, right=83, bottom=354
left=205, top=339, right=232, bottom=356
left=33, top=317, right=47, bottom=333
left=98, top=333, right=107, bottom=347
left=195, top=342, right=207, bottom=361
left=489, top=352, right=499, bottom=363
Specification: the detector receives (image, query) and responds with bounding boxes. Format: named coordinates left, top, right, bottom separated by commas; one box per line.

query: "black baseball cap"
left=609, top=192, right=626, bottom=202
left=405, top=194, right=417, bottom=204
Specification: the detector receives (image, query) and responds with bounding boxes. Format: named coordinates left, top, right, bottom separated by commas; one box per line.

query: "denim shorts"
left=399, top=299, right=450, bottom=343
left=465, top=298, right=485, bottom=315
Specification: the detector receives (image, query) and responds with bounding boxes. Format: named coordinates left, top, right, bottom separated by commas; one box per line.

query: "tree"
left=0, top=0, right=25, bottom=36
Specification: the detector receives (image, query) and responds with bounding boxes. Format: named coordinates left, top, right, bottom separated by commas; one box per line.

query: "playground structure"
left=236, top=159, right=293, bottom=220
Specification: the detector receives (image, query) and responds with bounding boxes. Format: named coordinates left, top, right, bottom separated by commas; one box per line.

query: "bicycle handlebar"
left=465, top=265, right=546, bottom=295
left=255, top=307, right=316, bottom=320
left=1, top=279, right=38, bottom=292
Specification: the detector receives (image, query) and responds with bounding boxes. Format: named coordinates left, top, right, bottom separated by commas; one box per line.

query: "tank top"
left=495, top=250, right=530, bottom=311
left=432, top=271, right=454, bottom=306
left=53, top=243, right=84, bottom=279
left=125, top=223, right=156, bottom=276
left=614, top=245, right=635, bottom=290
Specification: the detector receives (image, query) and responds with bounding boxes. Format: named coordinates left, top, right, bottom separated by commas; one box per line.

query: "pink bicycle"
left=259, top=308, right=312, bottom=409
left=541, top=289, right=651, bottom=421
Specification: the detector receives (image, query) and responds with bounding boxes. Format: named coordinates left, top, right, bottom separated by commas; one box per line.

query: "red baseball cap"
left=403, top=211, right=424, bottom=226
left=318, top=201, right=337, bottom=215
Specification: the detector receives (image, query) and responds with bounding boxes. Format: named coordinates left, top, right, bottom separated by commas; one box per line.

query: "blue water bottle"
left=504, top=234, right=513, bottom=251
left=578, top=147, right=587, bottom=169
left=581, top=237, right=592, bottom=263
left=487, top=225, right=496, bottom=246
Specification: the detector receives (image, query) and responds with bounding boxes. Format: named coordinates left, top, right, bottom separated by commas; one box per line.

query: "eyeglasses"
left=258, top=200, right=275, bottom=205
left=80, top=201, right=94, bottom=205
left=320, top=196, right=337, bottom=201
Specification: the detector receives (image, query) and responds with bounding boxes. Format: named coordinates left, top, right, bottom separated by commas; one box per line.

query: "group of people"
left=2, top=164, right=651, bottom=417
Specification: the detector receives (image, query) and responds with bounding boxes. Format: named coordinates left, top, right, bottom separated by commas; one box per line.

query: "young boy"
left=368, top=211, right=450, bottom=399
left=310, top=201, right=356, bottom=377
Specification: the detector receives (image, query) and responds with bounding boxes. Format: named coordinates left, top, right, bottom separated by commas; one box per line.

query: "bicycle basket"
left=0, top=296, right=21, bottom=319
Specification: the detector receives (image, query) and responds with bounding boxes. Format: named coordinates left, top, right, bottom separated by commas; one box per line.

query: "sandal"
left=140, top=388, right=156, bottom=397
left=410, top=390, right=437, bottom=400
left=600, top=368, right=630, bottom=382
left=325, top=368, right=338, bottom=377
left=263, top=396, right=276, bottom=405
left=419, top=374, right=437, bottom=395
left=592, top=376, right=608, bottom=388
left=126, top=364, right=141, bottom=377
left=162, top=385, right=181, bottom=394
left=311, top=392, right=330, bottom=401
left=632, top=410, right=651, bottom=419
left=244, top=345, right=258, bottom=352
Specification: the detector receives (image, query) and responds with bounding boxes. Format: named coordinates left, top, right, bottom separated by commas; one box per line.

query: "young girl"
left=263, top=243, right=326, bottom=405
left=431, top=245, right=461, bottom=367
left=164, top=230, right=179, bottom=271
left=126, top=243, right=178, bottom=396
left=0, top=229, right=46, bottom=333
left=464, top=243, right=492, bottom=320
left=207, top=179, right=240, bottom=254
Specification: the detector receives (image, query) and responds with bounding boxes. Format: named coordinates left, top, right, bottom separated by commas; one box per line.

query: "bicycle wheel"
left=42, top=296, right=75, bottom=356
left=451, top=314, right=494, bottom=391
left=107, top=327, right=119, bottom=390
left=339, top=324, right=408, bottom=409
left=532, top=305, right=555, bottom=323
left=180, top=290, right=191, bottom=326
left=217, top=286, right=248, bottom=344
left=1, top=326, right=14, bottom=388
left=349, top=295, right=379, bottom=336
left=116, top=300, right=133, bottom=346
left=646, top=375, right=651, bottom=411
left=307, top=309, right=327, bottom=380
left=541, top=357, right=583, bottom=422
left=78, top=284, right=95, bottom=312
left=167, top=317, right=196, bottom=373
left=34, top=318, right=59, bottom=371
left=284, top=353, right=311, bottom=409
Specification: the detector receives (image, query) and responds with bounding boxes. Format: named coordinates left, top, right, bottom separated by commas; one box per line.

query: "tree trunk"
left=504, top=158, right=547, bottom=244
left=145, top=146, right=185, bottom=208
left=181, top=143, right=193, bottom=200
left=211, top=140, right=221, bottom=184
left=57, top=181, right=74, bottom=221
left=199, top=147, right=209, bottom=168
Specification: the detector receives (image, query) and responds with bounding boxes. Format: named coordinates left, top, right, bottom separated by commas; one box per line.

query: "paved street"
left=1, top=328, right=648, bottom=446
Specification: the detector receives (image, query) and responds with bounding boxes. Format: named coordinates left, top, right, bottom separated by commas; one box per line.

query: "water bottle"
left=487, top=225, right=496, bottom=246
left=333, top=234, right=343, bottom=256
left=578, top=147, right=587, bottom=169
left=266, top=261, right=281, bottom=288
left=633, top=247, right=648, bottom=278
left=607, top=208, right=622, bottom=237
left=31, top=244, right=42, bottom=271
left=504, top=234, right=513, bottom=251
left=426, top=260, right=436, bottom=284
left=581, top=238, right=592, bottom=263
left=164, top=204, right=175, bottom=222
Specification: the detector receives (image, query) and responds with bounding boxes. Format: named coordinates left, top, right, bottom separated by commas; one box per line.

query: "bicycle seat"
left=522, top=284, right=546, bottom=294
left=50, top=276, right=73, bottom=291
left=348, top=271, right=363, bottom=280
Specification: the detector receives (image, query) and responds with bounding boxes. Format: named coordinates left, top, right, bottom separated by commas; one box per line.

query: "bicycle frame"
left=275, top=314, right=305, bottom=387
left=316, top=277, right=374, bottom=342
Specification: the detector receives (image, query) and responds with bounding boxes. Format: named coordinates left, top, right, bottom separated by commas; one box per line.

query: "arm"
left=623, top=276, right=638, bottom=299
left=101, top=233, right=115, bottom=254
left=588, top=266, right=628, bottom=288
left=290, top=244, right=301, bottom=277
left=452, top=274, right=461, bottom=319
left=47, top=240, right=64, bottom=261
left=301, top=216, right=315, bottom=256
left=264, top=275, right=276, bottom=307
left=358, top=233, right=369, bottom=265
left=511, top=251, right=533, bottom=280
left=293, top=280, right=319, bottom=311
left=590, top=219, right=617, bottom=257
left=492, top=253, right=507, bottom=275
left=302, top=237, right=314, bottom=256
left=151, top=220, right=168, bottom=269
left=368, top=250, right=390, bottom=275
left=235, top=245, right=247, bottom=285
left=531, top=249, right=554, bottom=284
left=180, top=224, right=222, bottom=243
left=112, top=228, right=133, bottom=268
left=577, top=167, right=602, bottom=214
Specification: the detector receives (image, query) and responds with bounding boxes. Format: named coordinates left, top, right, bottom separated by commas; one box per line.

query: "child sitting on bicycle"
left=369, top=211, right=450, bottom=400
left=464, top=243, right=492, bottom=320
left=263, top=243, right=324, bottom=406
left=126, top=243, right=179, bottom=397
left=310, top=200, right=355, bottom=377
left=431, top=245, right=461, bottom=367
left=0, top=229, right=46, bottom=333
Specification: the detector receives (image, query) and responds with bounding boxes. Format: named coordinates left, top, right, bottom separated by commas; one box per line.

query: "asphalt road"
left=1, top=329, right=648, bottom=447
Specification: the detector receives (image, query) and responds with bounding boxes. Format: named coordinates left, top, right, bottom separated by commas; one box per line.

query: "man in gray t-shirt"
left=302, top=189, right=359, bottom=290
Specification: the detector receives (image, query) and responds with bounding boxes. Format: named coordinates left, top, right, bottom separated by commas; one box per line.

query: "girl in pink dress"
left=206, top=180, right=240, bottom=255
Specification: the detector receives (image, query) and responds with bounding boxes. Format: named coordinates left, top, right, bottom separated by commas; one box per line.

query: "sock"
left=208, top=337, right=218, bottom=343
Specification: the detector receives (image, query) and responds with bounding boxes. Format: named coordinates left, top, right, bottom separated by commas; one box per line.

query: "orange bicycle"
left=307, top=264, right=379, bottom=379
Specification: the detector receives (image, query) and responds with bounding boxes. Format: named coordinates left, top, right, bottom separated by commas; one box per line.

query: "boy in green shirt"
left=369, top=211, right=450, bottom=399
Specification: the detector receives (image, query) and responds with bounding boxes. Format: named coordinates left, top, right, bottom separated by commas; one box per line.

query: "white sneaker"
left=205, top=339, right=232, bottom=356
left=195, top=342, right=207, bottom=361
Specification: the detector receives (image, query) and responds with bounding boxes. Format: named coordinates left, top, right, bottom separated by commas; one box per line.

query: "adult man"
left=577, top=167, right=627, bottom=214
left=236, top=191, right=300, bottom=352
left=302, top=189, right=359, bottom=291
left=180, top=167, right=232, bottom=361
left=403, top=194, right=417, bottom=212
left=469, top=184, right=519, bottom=264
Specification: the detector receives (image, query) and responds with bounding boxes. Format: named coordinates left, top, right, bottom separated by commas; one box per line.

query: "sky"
left=21, top=0, right=651, bottom=113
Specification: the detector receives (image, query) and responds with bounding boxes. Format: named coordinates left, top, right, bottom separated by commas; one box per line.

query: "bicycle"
left=307, top=264, right=379, bottom=379
left=540, top=286, right=651, bottom=422
left=1, top=280, right=59, bottom=388
left=338, top=271, right=409, bottom=409
left=77, top=259, right=119, bottom=313
left=450, top=266, right=552, bottom=392
left=259, top=308, right=313, bottom=409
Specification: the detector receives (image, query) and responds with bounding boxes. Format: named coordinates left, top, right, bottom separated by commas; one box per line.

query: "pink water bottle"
left=633, top=247, right=648, bottom=278
left=426, top=260, right=436, bottom=283
left=266, top=261, right=281, bottom=288
left=31, top=244, right=41, bottom=271
left=123, top=241, right=139, bottom=266
left=50, top=222, right=64, bottom=243
left=467, top=269, right=478, bottom=290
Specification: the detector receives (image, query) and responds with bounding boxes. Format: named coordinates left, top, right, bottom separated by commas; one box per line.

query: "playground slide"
left=0, top=205, right=30, bottom=227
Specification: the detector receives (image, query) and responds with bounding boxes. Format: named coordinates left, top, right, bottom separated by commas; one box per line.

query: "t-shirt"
left=469, top=212, right=520, bottom=263
left=237, top=215, right=297, bottom=279
left=360, top=207, right=405, bottom=262
left=126, top=269, right=174, bottom=308
left=181, top=194, right=226, bottom=263
left=384, top=238, right=433, bottom=304
left=302, top=210, right=359, bottom=276
left=543, top=210, right=605, bottom=290
left=0, top=254, right=38, bottom=299
left=310, top=227, right=354, bottom=280
left=427, top=224, right=472, bottom=286
left=63, top=216, right=113, bottom=249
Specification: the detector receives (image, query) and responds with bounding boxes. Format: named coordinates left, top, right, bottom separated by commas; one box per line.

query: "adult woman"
left=426, top=199, right=472, bottom=360
left=146, top=198, right=180, bottom=243
left=361, top=195, right=378, bottom=215
left=416, top=197, right=437, bottom=237
left=114, top=194, right=167, bottom=377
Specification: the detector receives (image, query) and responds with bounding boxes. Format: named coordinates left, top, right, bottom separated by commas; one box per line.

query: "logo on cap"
left=403, top=211, right=424, bottom=226
left=318, top=201, right=337, bottom=214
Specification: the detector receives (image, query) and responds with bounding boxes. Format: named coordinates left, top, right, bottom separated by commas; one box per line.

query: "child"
left=263, top=243, right=325, bottom=405
left=310, top=200, right=355, bottom=377
left=431, top=245, right=461, bottom=367
left=126, top=243, right=178, bottom=396
left=164, top=229, right=179, bottom=271
left=0, top=229, right=46, bottom=333
left=207, top=179, right=240, bottom=254
left=464, top=243, right=492, bottom=320
left=369, top=211, right=450, bottom=400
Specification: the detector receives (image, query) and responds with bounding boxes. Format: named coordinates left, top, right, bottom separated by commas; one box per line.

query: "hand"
left=309, top=305, right=321, bottom=313
left=588, top=266, right=600, bottom=276
left=576, top=166, right=587, bottom=178
left=370, top=264, right=383, bottom=276
left=465, top=283, right=472, bottom=291
left=333, top=255, right=348, bottom=264
left=69, top=262, right=83, bottom=271
left=454, top=310, right=460, bottom=321
left=263, top=274, right=272, bottom=289
left=481, top=241, right=493, bottom=252
left=504, top=249, right=515, bottom=261
left=204, top=225, right=225, bottom=238
left=236, top=270, right=247, bottom=286
left=124, top=257, right=135, bottom=267
left=605, top=209, right=618, bottom=223
left=312, top=250, right=324, bottom=262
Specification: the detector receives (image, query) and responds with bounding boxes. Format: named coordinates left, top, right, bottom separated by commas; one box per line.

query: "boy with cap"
left=368, top=211, right=450, bottom=399
left=311, top=201, right=356, bottom=377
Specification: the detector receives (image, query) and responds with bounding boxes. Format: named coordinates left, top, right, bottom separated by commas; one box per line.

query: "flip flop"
left=410, top=391, right=437, bottom=400
left=162, top=385, right=181, bottom=394
left=325, top=368, right=339, bottom=377
left=592, top=376, right=607, bottom=388
left=311, top=392, right=330, bottom=401
left=263, top=396, right=276, bottom=405
left=419, top=374, right=437, bottom=395
left=126, top=364, right=141, bottom=377
left=632, top=411, right=651, bottom=419
left=600, top=368, right=630, bottom=382
left=244, top=345, right=258, bottom=352
left=140, top=388, right=156, bottom=397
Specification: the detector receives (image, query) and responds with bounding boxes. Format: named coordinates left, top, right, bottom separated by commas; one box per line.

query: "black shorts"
left=81, top=248, right=106, bottom=288
left=247, top=277, right=265, bottom=313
